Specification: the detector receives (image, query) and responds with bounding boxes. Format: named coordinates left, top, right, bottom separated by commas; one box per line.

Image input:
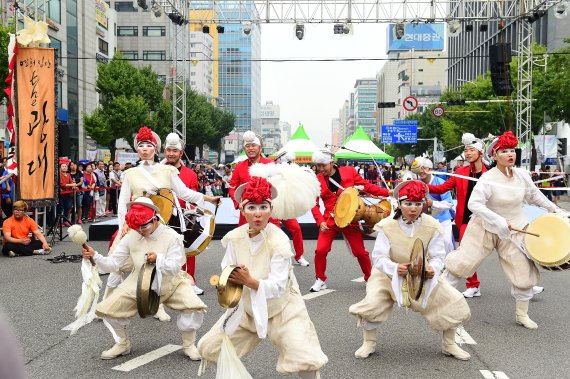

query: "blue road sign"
left=381, top=125, right=418, bottom=144
left=393, top=120, right=419, bottom=125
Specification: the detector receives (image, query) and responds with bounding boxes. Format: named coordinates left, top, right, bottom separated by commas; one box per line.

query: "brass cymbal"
left=215, top=265, right=243, bottom=309
left=136, top=262, right=160, bottom=318
left=407, top=238, right=426, bottom=301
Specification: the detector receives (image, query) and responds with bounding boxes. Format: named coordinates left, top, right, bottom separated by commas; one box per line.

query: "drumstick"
left=510, top=227, right=540, bottom=238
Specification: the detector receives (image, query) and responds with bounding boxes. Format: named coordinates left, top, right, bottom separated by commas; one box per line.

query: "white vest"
left=221, top=223, right=294, bottom=318
left=124, top=164, right=177, bottom=200
left=375, top=215, right=441, bottom=264
left=118, top=224, right=184, bottom=297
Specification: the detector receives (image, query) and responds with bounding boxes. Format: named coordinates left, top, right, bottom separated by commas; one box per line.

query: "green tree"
left=83, top=54, right=165, bottom=157
left=206, top=106, right=235, bottom=162
left=0, top=24, right=15, bottom=105
left=534, top=39, right=570, bottom=125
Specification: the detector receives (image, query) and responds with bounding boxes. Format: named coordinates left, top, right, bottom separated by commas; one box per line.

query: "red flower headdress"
left=125, top=204, right=156, bottom=230
left=135, top=126, right=157, bottom=146
left=396, top=180, right=428, bottom=202
left=491, top=131, right=518, bottom=154
left=235, top=176, right=277, bottom=205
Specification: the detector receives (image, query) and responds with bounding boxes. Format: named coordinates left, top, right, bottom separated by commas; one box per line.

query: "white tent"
left=270, top=124, right=319, bottom=163
left=335, top=126, right=394, bottom=162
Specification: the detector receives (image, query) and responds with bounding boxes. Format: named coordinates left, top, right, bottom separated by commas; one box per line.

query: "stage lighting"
left=554, top=1, right=569, bottom=19
left=243, top=21, right=252, bottom=35
left=137, top=0, right=149, bottom=10
left=151, top=1, right=162, bottom=18
left=393, top=22, right=406, bottom=40
left=295, top=23, right=304, bottom=40
left=447, top=20, right=461, bottom=37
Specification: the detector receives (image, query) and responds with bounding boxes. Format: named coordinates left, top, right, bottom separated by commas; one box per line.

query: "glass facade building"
left=66, top=0, right=79, bottom=160
left=354, top=79, right=378, bottom=140
left=192, top=1, right=261, bottom=134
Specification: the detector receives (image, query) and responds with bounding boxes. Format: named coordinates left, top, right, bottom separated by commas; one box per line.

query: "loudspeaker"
left=489, top=43, right=512, bottom=65
left=515, top=147, right=522, bottom=167
left=58, top=122, right=70, bottom=157
left=491, top=70, right=514, bottom=96
left=489, top=43, right=514, bottom=96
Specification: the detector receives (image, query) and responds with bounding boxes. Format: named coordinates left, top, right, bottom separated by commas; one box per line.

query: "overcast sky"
left=260, top=23, right=389, bottom=148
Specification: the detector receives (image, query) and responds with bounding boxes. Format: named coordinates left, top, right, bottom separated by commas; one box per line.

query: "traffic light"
left=447, top=99, right=466, bottom=106
left=558, top=137, right=567, bottom=156
left=378, top=102, right=396, bottom=108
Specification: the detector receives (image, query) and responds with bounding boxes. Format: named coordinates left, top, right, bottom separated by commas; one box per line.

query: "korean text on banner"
left=16, top=47, right=56, bottom=201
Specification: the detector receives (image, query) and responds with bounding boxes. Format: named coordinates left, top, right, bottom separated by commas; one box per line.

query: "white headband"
left=421, top=157, right=433, bottom=169
left=462, top=133, right=484, bottom=153
left=164, top=132, right=183, bottom=151
left=312, top=149, right=334, bottom=164
left=243, top=131, right=261, bottom=147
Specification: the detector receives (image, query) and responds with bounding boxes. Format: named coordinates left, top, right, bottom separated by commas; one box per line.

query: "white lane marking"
left=480, top=370, right=509, bottom=379
left=302, top=289, right=336, bottom=300
left=112, top=344, right=182, bottom=372
left=351, top=277, right=365, bottom=283
left=455, top=325, right=477, bottom=345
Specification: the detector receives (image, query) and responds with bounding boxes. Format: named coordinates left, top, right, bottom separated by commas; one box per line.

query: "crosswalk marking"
left=455, top=325, right=477, bottom=345
left=112, top=344, right=182, bottom=372
left=480, top=370, right=509, bottom=379
left=302, top=289, right=336, bottom=300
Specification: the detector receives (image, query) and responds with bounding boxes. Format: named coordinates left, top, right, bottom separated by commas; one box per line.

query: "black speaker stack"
left=489, top=43, right=514, bottom=97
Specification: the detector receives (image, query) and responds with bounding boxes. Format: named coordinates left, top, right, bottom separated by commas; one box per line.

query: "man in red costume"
left=163, top=133, right=203, bottom=296
left=427, top=133, right=487, bottom=298
left=229, top=131, right=280, bottom=227
left=310, top=148, right=391, bottom=292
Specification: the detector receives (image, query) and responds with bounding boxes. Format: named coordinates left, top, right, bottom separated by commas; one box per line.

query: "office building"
left=260, top=101, right=281, bottom=155
left=280, top=121, right=292, bottom=146
left=353, top=78, right=378, bottom=140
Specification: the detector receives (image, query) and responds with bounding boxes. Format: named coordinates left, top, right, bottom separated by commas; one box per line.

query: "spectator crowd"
left=0, top=154, right=566, bottom=258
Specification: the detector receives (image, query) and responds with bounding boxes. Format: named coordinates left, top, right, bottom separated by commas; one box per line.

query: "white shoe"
left=310, top=279, right=327, bottom=292
left=295, top=256, right=310, bottom=267
left=193, top=285, right=204, bottom=295
left=154, top=304, right=171, bottom=322
left=462, top=287, right=481, bottom=298
left=532, top=286, right=544, bottom=295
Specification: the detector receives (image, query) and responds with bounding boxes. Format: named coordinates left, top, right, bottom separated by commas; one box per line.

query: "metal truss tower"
left=188, top=0, right=562, bottom=23
left=154, top=0, right=189, bottom=140
left=516, top=7, right=534, bottom=163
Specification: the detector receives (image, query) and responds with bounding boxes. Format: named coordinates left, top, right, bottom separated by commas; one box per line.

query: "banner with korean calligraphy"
left=15, top=47, right=56, bottom=201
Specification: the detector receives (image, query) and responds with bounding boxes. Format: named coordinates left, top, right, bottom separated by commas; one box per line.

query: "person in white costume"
left=82, top=197, right=207, bottom=360
left=197, top=176, right=328, bottom=378
left=444, top=131, right=566, bottom=329
left=349, top=180, right=471, bottom=361
left=107, top=127, right=219, bottom=323
left=415, top=157, right=456, bottom=254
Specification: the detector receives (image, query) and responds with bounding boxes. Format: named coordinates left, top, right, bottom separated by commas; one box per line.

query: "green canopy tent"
left=335, top=126, right=394, bottom=163
left=270, top=124, right=319, bottom=163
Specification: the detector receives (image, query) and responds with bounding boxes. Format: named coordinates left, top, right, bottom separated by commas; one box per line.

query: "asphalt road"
left=1, top=205, right=569, bottom=379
